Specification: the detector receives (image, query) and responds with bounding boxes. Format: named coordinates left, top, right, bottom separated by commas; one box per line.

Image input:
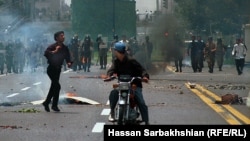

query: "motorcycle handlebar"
left=103, top=76, right=117, bottom=82
left=103, top=76, right=148, bottom=83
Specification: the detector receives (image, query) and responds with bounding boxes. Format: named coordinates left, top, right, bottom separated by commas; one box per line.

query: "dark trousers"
left=235, top=58, right=245, bottom=75
left=191, top=55, right=198, bottom=72
left=0, top=57, right=4, bottom=74
left=99, top=49, right=107, bottom=68
left=44, top=65, right=61, bottom=107
left=83, top=53, right=91, bottom=71
left=207, top=55, right=215, bottom=73
left=174, top=56, right=183, bottom=72
left=99, top=54, right=107, bottom=68
left=109, top=88, right=149, bottom=122
left=197, top=53, right=204, bottom=72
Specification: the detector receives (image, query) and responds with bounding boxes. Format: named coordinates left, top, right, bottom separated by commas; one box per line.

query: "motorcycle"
left=104, top=75, right=145, bottom=125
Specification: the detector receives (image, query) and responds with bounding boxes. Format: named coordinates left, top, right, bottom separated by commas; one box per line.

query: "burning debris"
left=29, top=92, right=100, bottom=106
left=60, top=93, right=100, bottom=105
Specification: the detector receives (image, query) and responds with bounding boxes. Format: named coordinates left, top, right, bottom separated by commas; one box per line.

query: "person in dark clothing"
left=204, top=37, right=216, bottom=73
left=5, top=40, right=14, bottom=73
left=187, top=36, right=199, bottom=72
left=216, top=38, right=227, bottom=71
left=42, top=31, right=72, bottom=112
left=141, top=36, right=153, bottom=69
left=81, top=35, right=93, bottom=72
left=96, top=34, right=102, bottom=67
left=173, top=33, right=185, bottom=72
left=98, top=39, right=108, bottom=69
left=69, top=34, right=81, bottom=71
left=0, top=41, right=5, bottom=74
left=106, top=42, right=150, bottom=125
left=196, top=36, right=206, bottom=72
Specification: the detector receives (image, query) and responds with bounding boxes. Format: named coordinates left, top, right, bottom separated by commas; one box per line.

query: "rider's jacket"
left=107, top=55, right=149, bottom=88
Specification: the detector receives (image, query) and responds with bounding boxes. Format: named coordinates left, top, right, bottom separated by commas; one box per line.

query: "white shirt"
left=232, top=43, right=247, bottom=59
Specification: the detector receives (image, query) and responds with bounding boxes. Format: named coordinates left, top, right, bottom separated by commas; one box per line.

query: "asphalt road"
left=0, top=63, right=249, bottom=141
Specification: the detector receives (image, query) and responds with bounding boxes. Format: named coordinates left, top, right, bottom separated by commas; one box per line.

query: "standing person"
left=106, top=42, right=150, bottom=125
left=120, top=35, right=131, bottom=56
left=13, top=38, right=25, bottom=74
left=129, top=36, right=139, bottom=57
left=173, top=33, right=184, bottom=72
left=41, top=39, right=49, bottom=73
left=142, top=36, right=153, bottom=69
left=5, top=40, right=14, bottom=73
left=69, top=34, right=81, bottom=71
left=232, top=38, right=247, bottom=75
left=98, top=39, right=108, bottom=69
left=196, top=36, right=206, bottom=72
left=0, top=40, right=5, bottom=74
left=216, top=38, right=227, bottom=71
left=42, top=31, right=72, bottom=112
left=81, top=35, right=93, bottom=72
left=240, top=38, right=248, bottom=65
left=187, top=35, right=199, bottom=72
left=96, top=34, right=102, bottom=66
left=110, top=34, right=119, bottom=63
left=204, top=37, right=216, bottom=73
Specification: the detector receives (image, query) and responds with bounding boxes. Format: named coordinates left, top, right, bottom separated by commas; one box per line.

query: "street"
left=0, top=63, right=249, bottom=141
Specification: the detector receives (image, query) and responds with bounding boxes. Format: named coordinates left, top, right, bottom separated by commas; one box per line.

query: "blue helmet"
left=114, top=42, right=126, bottom=53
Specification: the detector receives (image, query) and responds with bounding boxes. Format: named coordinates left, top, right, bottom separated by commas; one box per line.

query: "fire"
left=66, top=92, right=80, bottom=103
left=100, top=74, right=108, bottom=79
left=66, top=92, right=77, bottom=97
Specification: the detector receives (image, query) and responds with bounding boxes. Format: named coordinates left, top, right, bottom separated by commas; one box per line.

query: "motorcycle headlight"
left=121, top=92, right=128, bottom=97
left=119, top=82, right=129, bottom=90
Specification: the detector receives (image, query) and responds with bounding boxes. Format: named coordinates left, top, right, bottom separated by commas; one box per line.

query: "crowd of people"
left=0, top=37, right=47, bottom=74
left=0, top=32, right=247, bottom=76
left=186, top=35, right=247, bottom=75
left=67, top=33, right=154, bottom=72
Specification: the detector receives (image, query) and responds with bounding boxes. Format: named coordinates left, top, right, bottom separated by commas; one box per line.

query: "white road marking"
left=6, top=93, right=19, bottom=98
left=101, top=109, right=110, bottom=115
left=33, top=82, right=41, bottom=85
left=30, top=99, right=44, bottom=105
left=106, top=100, right=110, bottom=105
left=62, top=69, right=71, bottom=73
left=21, top=87, right=30, bottom=91
left=92, top=122, right=105, bottom=133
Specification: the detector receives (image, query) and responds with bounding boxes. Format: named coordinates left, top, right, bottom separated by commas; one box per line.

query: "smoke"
left=150, top=14, right=186, bottom=62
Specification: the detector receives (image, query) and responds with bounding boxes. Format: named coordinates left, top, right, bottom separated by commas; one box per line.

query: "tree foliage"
left=174, top=0, right=250, bottom=36
left=71, top=0, right=136, bottom=39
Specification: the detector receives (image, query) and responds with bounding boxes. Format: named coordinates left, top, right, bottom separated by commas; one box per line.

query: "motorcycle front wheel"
left=117, top=105, right=126, bottom=125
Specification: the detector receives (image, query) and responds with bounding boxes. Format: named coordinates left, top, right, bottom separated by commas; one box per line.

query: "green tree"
left=71, top=0, right=136, bottom=39
left=174, top=0, right=250, bottom=35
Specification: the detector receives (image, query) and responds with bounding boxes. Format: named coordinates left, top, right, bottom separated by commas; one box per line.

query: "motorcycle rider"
left=106, top=42, right=150, bottom=125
